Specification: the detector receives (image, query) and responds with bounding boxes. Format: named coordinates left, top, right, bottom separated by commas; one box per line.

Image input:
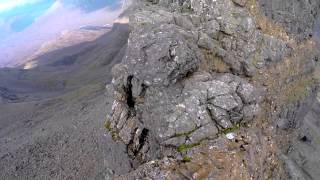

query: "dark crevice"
left=126, top=75, right=135, bottom=108
left=127, top=128, right=150, bottom=158
left=127, top=128, right=138, bottom=158
left=137, top=128, right=149, bottom=154
left=125, top=76, right=137, bottom=117
left=300, top=135, right=312, bottom=143
left=139, top=84, right=148, bottom=97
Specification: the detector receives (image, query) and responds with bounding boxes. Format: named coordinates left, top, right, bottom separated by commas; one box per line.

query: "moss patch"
left=182, top=156, right=192, bottom=163
left=104, top=120, right=112, bottom=131
left=104, top=120, right=120, bottom=141
left=177, top=143, right=200, bottom=153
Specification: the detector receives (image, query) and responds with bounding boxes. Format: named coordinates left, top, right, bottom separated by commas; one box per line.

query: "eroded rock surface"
left=105, top=0, right=320, bottom=179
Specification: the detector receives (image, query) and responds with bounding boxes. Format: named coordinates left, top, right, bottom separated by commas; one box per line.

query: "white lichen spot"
left=144, top=80, right=152, bottom=86
left=153, top=78, right=162, bottom=83
left=226, top=132, right=235, bottom=140
left=150, top=160, right=156, bottom=164
left=177, top=104, right=186, bottom=109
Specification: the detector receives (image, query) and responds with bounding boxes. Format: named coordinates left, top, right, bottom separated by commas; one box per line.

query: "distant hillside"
left=24, top=26, right=111, bottom=69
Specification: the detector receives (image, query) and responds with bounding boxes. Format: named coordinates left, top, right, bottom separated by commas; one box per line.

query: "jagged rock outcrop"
left=105, top=0, right=320, bottom=179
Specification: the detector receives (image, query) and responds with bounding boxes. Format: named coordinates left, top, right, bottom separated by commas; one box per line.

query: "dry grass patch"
left=201, top=50, right=230, bottom=73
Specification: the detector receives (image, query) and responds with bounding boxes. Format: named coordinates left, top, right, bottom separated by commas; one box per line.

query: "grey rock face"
left=165, top=0, right=292, bottom=76
left=106, top=0, right=320, bottom=178
left=210, top=94, right=241, bottom=111
left=106, top=0, right=277, bottom=168
left=258, top=0, right=320, bottom=41
left=122, top=23, right=200, bottom=86
left=237, top=82, right=264, bottom=104
left=207, top=105, right=232, bottom=129
left=188, top=123, right=218, bottom=144
left=108, top=60, right=261, bottom=164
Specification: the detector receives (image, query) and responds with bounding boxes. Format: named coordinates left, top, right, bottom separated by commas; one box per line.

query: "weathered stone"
left=198, top=32, right=217, bottom=51
left=122, top=23, right=201, bottom=86
left=242, top=60, right=256, bottom=77
left=210, top=94, right=240, bottom=111
left=109, top=101, right=128, bottom=129
left=162, top=136, right=186, bottom=146
left=236, top=82, right=258, bottom=104
left=118, top=117, right=137, bottom=144
left=188, top=123, right=219, bottom=144
left=189, top=14, right=202, bottom=27
left=173, top=115, right=197, bottom=136
left=242, top=104, right=260, bottom=122
left=208, top=105, right=233, bottom=129
left=206, top=80, right=232, bottom=99
left=173, top=14, right=194, bottom=30
left=276, top=118, right=290, bottom=130
left=229, top=110, right=243, bottom=123
left=203, top=20, right=220, bottom=39
left=131, top=8, right=174, bottom=26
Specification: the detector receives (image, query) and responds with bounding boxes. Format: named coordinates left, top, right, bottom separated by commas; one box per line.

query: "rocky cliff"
left=105, top=0, right=320, bottom=179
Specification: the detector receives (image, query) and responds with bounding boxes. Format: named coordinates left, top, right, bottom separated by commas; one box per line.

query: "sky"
left=0, top=0, right=124, bottom=67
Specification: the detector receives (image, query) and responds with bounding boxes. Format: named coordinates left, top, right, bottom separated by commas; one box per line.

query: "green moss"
left=104, top=120, right=112, bottom=131
left=182, top=156, right=192, bottom=163
left=104, top=120, right=120, bottom=141
left=177, top=143, right=200, bottom=153
left=111, top=132, right=119, bottom=141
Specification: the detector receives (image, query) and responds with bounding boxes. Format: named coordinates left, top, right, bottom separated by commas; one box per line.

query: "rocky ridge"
left=104, top=0, right=320, bottom=179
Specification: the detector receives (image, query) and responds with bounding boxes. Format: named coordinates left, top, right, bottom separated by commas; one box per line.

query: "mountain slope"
left=0, top=23, right=132, bottom=180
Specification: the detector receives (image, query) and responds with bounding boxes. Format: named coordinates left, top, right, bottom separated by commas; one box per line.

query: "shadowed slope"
left=0, top=23, right=132, bottom=180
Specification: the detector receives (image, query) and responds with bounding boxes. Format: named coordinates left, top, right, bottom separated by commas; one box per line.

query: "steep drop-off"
left=0, top=23, right=133, bottom=180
